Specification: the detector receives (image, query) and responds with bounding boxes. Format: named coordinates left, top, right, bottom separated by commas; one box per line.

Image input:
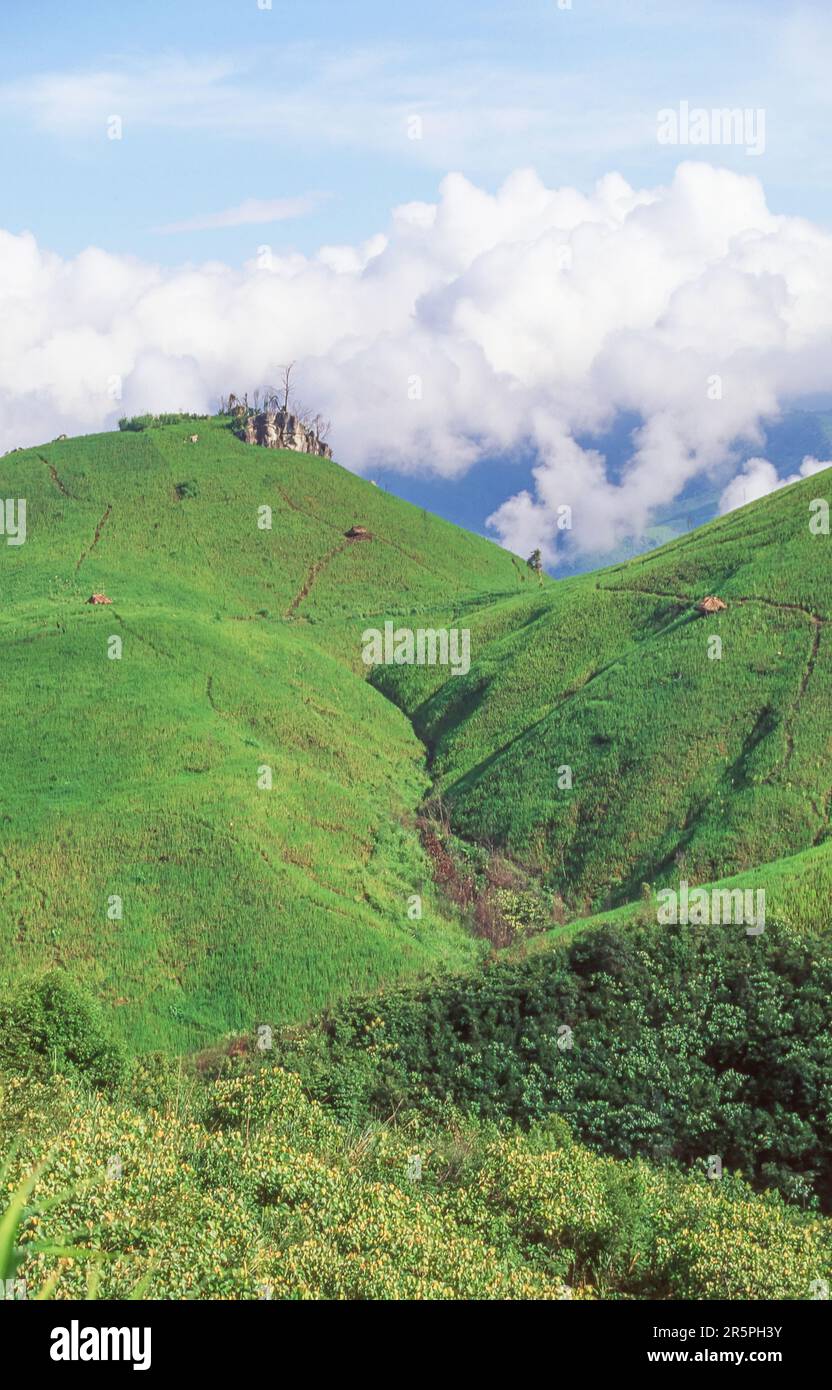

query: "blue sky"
left=2, top=1, right=832, bottom=565
left=1, top=0, right=830, bottom=265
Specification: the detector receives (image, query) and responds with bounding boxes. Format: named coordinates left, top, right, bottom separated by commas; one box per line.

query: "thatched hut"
left=696, top=595, right=727, bottom=614
left=87, top=593, right=113, bottom=605
left=345, top=525, right=372, bottom=541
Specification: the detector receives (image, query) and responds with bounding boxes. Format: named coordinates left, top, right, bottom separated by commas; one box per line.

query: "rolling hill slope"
left=375, top=467, right=832, bottom=914
left=2, top=418, right=830, bottom=1058
left=0, top=419, right=526, bottom=1050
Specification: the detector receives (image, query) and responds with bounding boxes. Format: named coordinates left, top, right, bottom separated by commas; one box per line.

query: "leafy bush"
left=279, top=918, right=832, bottom=1209
left=493, top=887, right=552, bottom=936
left=0, top=972, right=129, bottom=1091
left=118, top=413, right=207, bottom=432
left=1, top=1066, right=828, bottom=1300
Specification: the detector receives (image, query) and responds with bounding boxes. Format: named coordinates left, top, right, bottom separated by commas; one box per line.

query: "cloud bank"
left=3, top=161, right=832, bottom=563
left=718, top=455, right=831, bottom=514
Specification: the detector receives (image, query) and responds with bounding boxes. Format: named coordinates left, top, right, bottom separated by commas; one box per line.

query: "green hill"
left=375, top=469, right=832, bottom=915
left=2, top=419, right=830, bottom=1057
left=3, top=419, right=832, bottom=1303
left=0, top=419, right=526, bottom=1051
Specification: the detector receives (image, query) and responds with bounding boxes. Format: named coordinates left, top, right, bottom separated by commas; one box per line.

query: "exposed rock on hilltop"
left=240, top=408, right=332, bottom=459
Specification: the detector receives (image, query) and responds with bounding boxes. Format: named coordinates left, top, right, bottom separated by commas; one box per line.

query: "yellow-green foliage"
left=2, top=1067, right=829, bottom=1301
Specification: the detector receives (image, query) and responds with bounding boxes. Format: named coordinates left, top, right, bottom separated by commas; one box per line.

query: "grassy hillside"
left=376, top=468, right=832, bottom=914
left=3, top=420, right=832, bottom=1302
left=0, top=419, right=526, bottom=1051
left=2, top=418, right=830, bottom=1057
left=546, top=838, right=832, bottom=942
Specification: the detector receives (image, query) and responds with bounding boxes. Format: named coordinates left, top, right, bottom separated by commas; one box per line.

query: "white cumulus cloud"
left=718, top=455, right=831, bottom=514
left=3, top=161, right=832, bottom=563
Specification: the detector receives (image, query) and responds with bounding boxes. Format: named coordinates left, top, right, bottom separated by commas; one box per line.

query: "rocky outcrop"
left=238, top=408, right=332, bottom=459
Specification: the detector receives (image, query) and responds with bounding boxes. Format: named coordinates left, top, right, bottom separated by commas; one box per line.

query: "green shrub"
left=278, top=918, right=832, bottom=1210
left=118, top=413, right=208, bottom=432
left=0, top=972, right=129, bottom=1091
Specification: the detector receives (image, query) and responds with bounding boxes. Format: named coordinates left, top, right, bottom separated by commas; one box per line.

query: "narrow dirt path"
left=75, top=504, right=112, bottom=573
left=597, top=581, right=827, bottom=628
left=284, top=542, right=349, bottom=618
left=40, top=454, right=74, bottom=498
left=206, top=673, right=226, bottom=717
left=814, top=787, right=832, bottom=845
left=776, top=619, right=822, bottom=772
left=110, top=613, right=176, bottom=662
left=277, top=483, right=446, bottom=585
left=276, top=486, right=342, bottom=535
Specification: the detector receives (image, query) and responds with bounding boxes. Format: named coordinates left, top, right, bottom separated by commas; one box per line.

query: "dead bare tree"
left=279, top=362, right=296, bottom=413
